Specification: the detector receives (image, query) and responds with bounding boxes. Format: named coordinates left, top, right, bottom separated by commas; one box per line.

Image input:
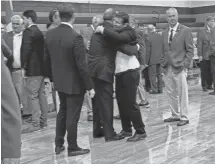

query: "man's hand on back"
left=94, top=26, right=104, bottom=34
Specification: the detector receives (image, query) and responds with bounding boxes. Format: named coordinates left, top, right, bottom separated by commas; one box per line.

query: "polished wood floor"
left=21, top=72, right=215, bottom=164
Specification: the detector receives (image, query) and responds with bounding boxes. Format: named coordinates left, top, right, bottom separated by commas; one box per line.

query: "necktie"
left=169, top=29, right=174, bottom=46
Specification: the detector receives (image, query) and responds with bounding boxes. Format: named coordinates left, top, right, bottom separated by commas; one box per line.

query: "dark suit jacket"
left=161, top=24, right=194, bottom=74
left=134, top=27, right=146, bottom=65
left=146, top=32, right=163, bottom=65
left=88, top=22, right=138, bottom=83
left=44, top=24, right=93, bottom=95
left=1, top=56, right=22, bottom=158
left=197, top=26, right=212, bottom=60
left=2, top=35, right=13, bottom=71
left=21, top=25, right=45, bottom=76
left=209, top=26, right=215, bottom=57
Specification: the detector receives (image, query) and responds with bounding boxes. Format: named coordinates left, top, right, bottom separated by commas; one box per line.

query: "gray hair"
left=92, top=15, right=103, bottom=24
left=166, top=7, right=178, bottom=15
left=11, top=15, right=23, bottom=24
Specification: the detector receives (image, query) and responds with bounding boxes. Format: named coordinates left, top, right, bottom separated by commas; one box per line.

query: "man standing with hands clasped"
left=161, top=8, right=194, bottom=126
left=45, top=4, right=95, bottom=156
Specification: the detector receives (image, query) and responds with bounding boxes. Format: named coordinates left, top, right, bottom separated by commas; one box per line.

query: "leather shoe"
left=164, top=117, right=180, bottom=122
left=68, top=147, right=90, bottom=156
left=207, top=86, right=213, bottom=90
left=149, top=90, right=159, bottom=94
left=55, top=146, right=65, bottom=155
left=177, top=120, right=189, bottom=126
left=209, top=91, right=215, bottom=95
left=106, top=134, right=125, bottom=142
left=118, top=130, right=132, bottom=138
left=127, top=132, right=147, bottom=142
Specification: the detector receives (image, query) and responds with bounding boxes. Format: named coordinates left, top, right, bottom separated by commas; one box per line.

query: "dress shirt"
left=61, top=22, right=73, bottom=29
left=115, top=51, right=140, bottom=74
left=13, top=32, right=22, bottom=68
left=91, top=24, right=95, bottom=31
left=168, top=22, right=179, bottom=43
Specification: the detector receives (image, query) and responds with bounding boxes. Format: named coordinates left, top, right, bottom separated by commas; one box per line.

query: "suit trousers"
left=143, top=67, right=151, bottom=91
left=92, top=78, right=116, bottom=140
left=210, top=56, right=215, bottom=91
left=116, top=69, right=145, bottom=134
left=163, top=67, right=189, bottom=120
left=148, top=64, right=162, bottom=92
left=137, top=71, right=147, bottom=102
left=26, top=76, right=48, bottom=126
left=55, top=92, right=84, bottom=149
left=11, top=70, right=28, bottom=114
left=200, top=60, right=212, bottom=89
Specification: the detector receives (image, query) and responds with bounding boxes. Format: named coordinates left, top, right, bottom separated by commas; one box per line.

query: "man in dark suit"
left=146, top=24, right=163, bottom=94
left=1, top=55, right=22, bottom=164
left=197, top=16, right=214, bottom=92
left=161, top=8, right=193, bottom=126
left=88, top=8, right=138, bottom=141
left=45, top=4, right=95, bottom=156
left=80, top=15, right=103, bottom=121
left=209, top=25, right=215, bottom=95
left=21, top=10, right=49, bottom=132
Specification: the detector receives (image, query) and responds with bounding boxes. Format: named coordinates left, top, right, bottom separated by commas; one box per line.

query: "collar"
left=91, top=25, right=95, bottom=31
left=28, top=24, right=36, bottom=28
left=13, top=31, right=23, bottom=36
left=61, top=22, right=73, bottom=29
left=206, top=25, right=211, bottom=32
left=169, top=22, right=179, bottom=32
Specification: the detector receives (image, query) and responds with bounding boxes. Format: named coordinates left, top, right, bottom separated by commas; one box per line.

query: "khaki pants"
left=163, top=67, right=189, bottom=120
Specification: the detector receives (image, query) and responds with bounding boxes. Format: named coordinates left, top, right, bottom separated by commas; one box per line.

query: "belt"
left=12, top=68, right=22, bottom=72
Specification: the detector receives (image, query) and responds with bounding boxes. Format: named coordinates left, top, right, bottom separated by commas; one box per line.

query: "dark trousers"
left=200, top=60, right=212, bottom=89
left=116, top=69, right=145, bottom=134
left=210, top=56, right=215, bottom=91
left=92, top=78, right=116, bottom=140
left=148, top=64, right=162, bottom=92
left=55, top=92, right=84, bottom=149
left=143, top=67, right=151, bottom=92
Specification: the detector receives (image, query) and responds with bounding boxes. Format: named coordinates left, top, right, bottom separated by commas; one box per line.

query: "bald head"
left=147, top=24, right=156, bottom=33
left=11, top=15, right=24, bottom=33
left=103, top=8, right=116, bottom=21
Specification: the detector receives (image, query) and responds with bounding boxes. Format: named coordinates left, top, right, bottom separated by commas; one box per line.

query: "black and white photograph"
left=1, top=0, right=215, bottom=163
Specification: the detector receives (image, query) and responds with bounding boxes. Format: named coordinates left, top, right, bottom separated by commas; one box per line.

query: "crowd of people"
left=1, top=3, right=215, bottom=163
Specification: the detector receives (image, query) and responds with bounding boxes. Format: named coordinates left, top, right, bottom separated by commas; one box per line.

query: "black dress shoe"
left=164, top=117, right=180, bottom=122
left=106, top=134, right=125, bottom=142
left=207, top=86, right=213, bottom=90
left=209, top=91, right=215, bottom=95
left=149, top=90, right=159, bottom=94
left=158, top=90, right=163, bottom=94
left=177, top=120, right=189, bottom=126
left=118, top=130, right=132, bottom=138
left=55, top=146, right=65, bottom=155
left=127, top=132, right=147, bottom=142
left=68, top=147, right=90, bottom=156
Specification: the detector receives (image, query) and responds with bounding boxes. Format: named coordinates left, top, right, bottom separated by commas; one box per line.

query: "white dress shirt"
left=61, top=22, right=73, bottom=29
left=168, top=22, right=179, bottom=43
left=13, top=32, right=23, bottom=68
left=115, top=51, right=140, bottom=74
